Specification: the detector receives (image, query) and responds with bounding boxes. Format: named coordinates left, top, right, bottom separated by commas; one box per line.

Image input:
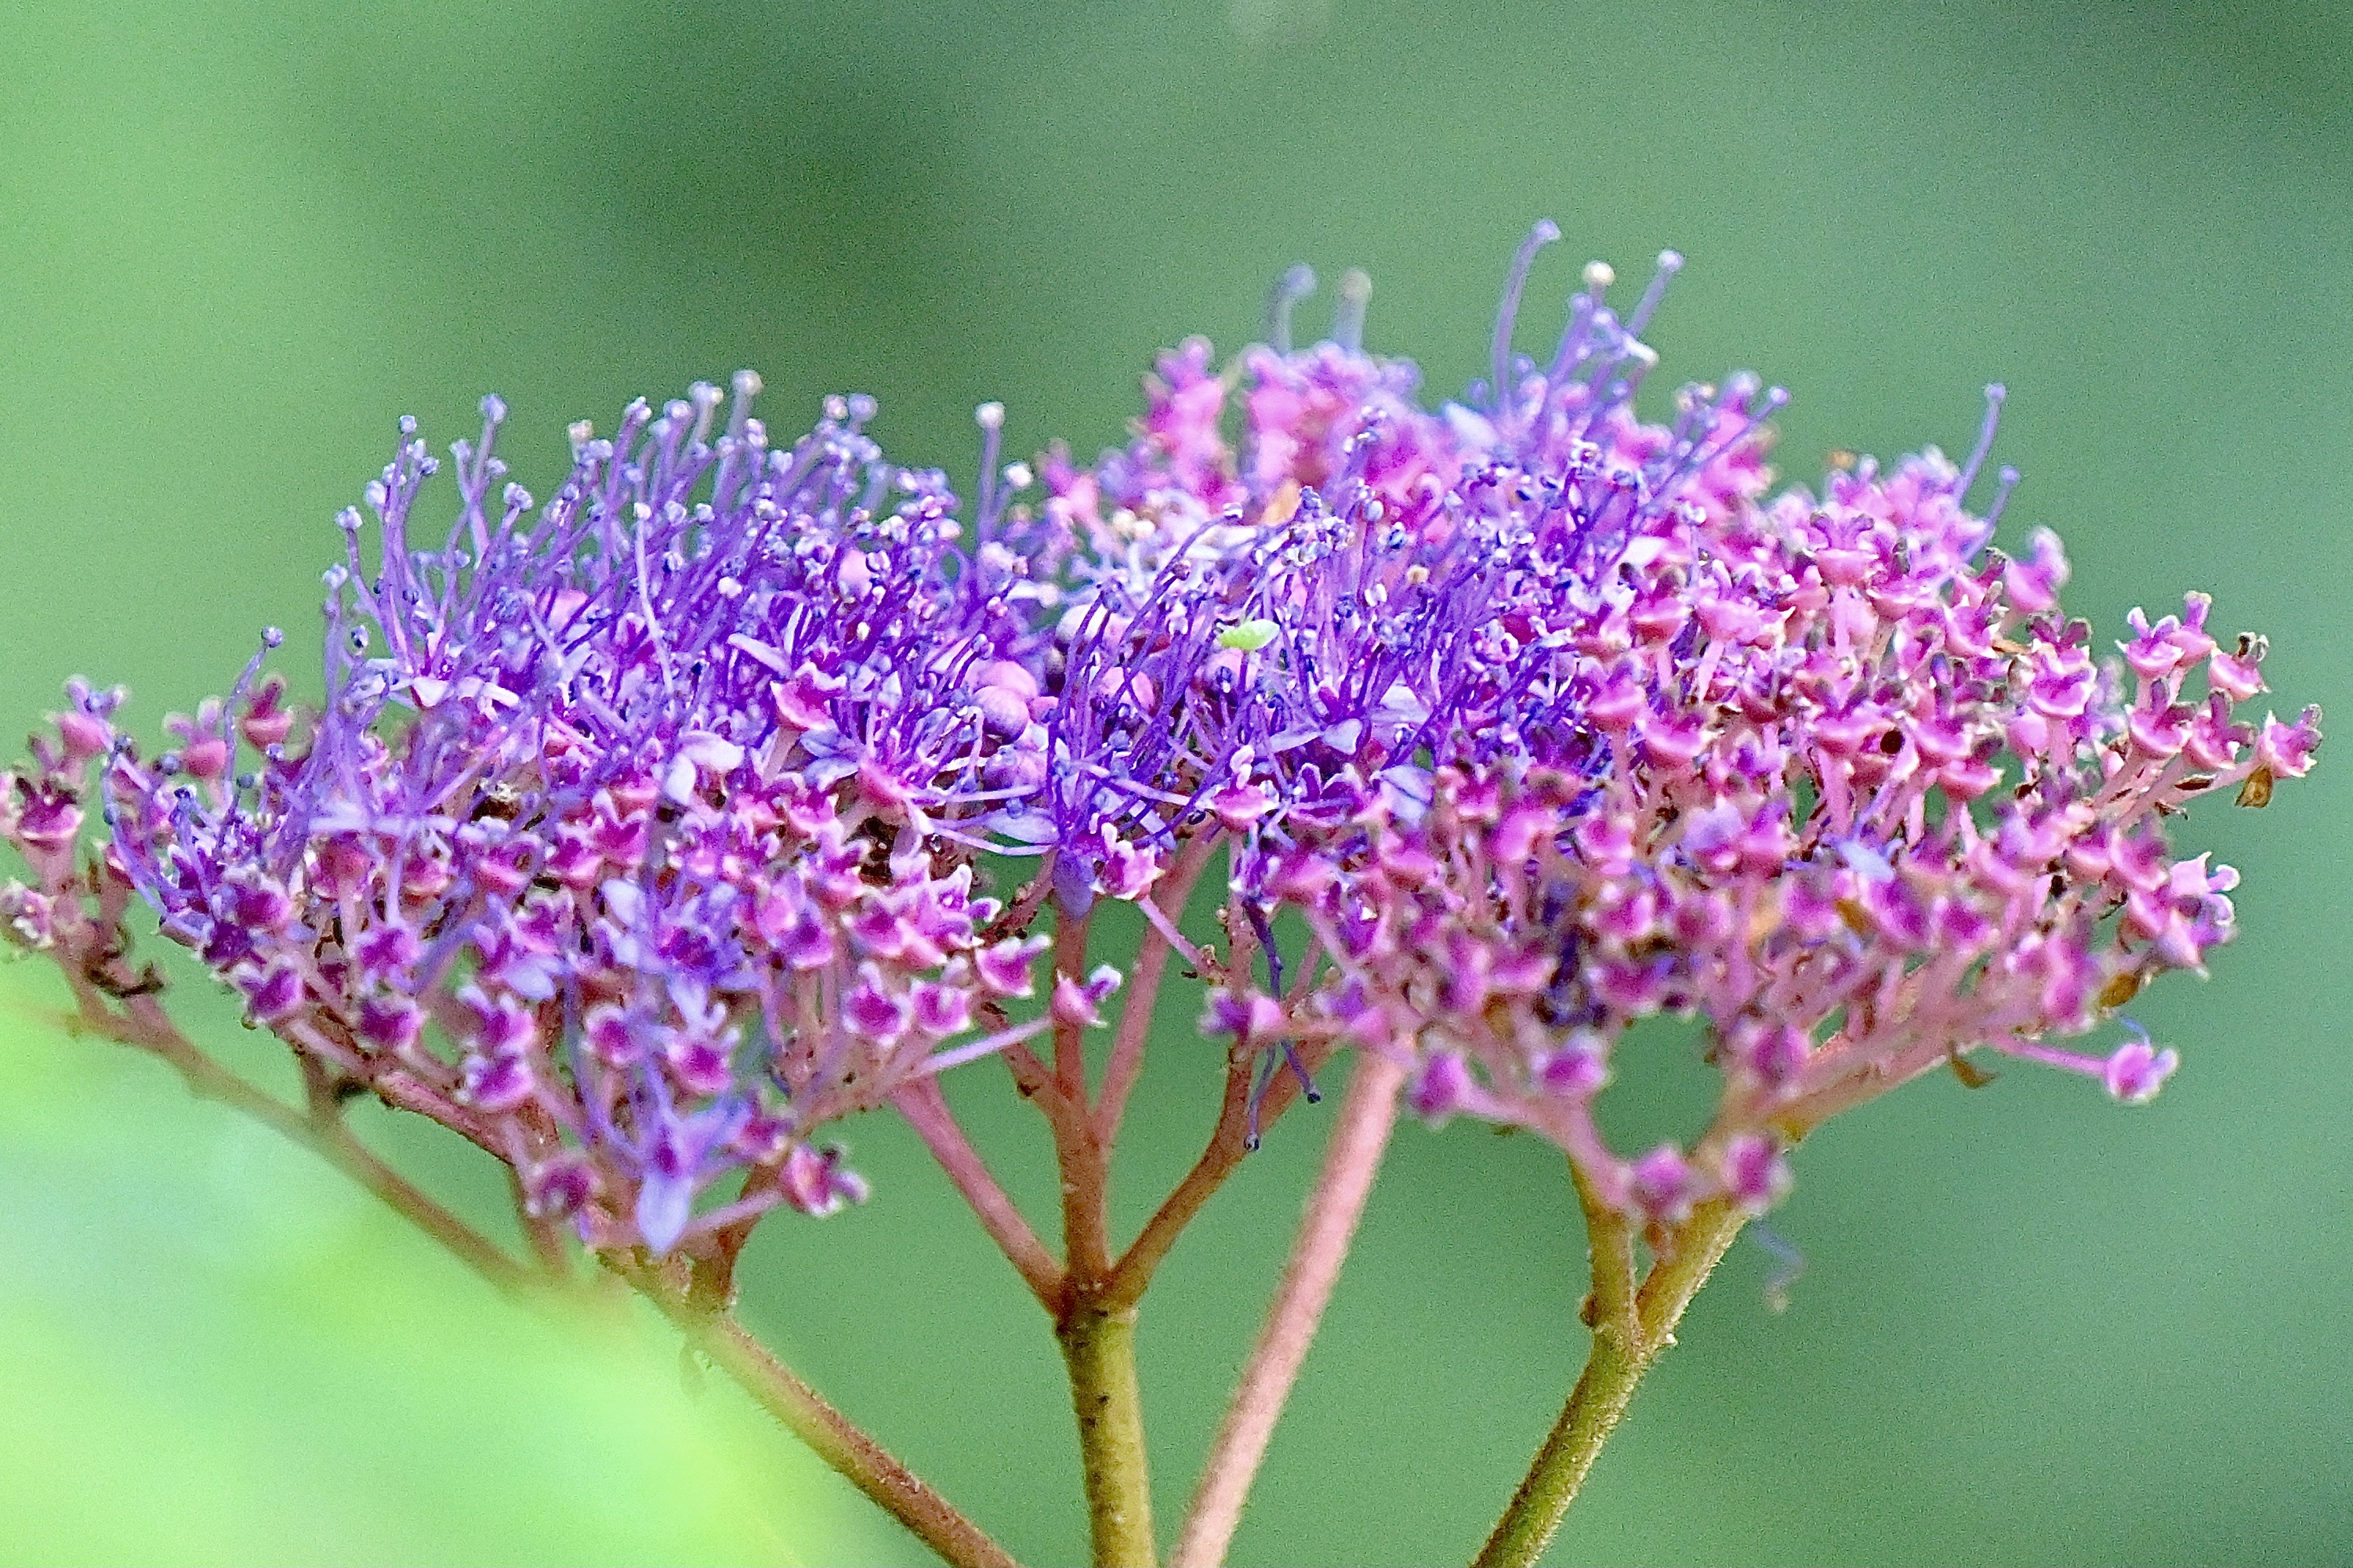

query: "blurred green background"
left=3, top=1, right=2348, bottom=1563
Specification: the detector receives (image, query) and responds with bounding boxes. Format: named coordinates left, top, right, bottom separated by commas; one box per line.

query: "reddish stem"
left=60, top=978, right=538, bottom=1296
left=1095, top=831, right=1221, bottom=1143
left=894, top=1075, right=1064, bottom=1310
left=1103, top=1032, right=1336, bottom=1313
left=1169, top=1051, right=1406, bottom=1567
left=38, top=930, right=1013, bottom=1568
left=1052, top=911, right=1096, bottom=1103
left=622, top=1263, right=1021, bottom=1568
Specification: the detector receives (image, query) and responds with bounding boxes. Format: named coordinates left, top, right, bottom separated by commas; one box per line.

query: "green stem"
left=1058, top=1299, right=1158, bottom=1566
left=1473, top=1197, right=1749, bottom=1568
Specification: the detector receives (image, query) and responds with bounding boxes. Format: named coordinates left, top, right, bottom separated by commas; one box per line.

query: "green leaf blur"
left=2, top=2, right=2348, bottom=1564
left=0, top=965, right=897, bottom=1564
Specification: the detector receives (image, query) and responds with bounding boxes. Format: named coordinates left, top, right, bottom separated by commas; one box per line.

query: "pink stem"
left=1097, top=831, right=1221, bottom=1142
left=893, top=1076, right=1065, bottom=1311
left=1169, top=1051, right=1407, bottom=1567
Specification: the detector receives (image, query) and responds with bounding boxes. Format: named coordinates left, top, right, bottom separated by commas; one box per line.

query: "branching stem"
left=39, top=958, right=1012, bottom=1568
left=62, top=979, right=535, bottom=1296
left=1472, top=1189, right=1749, bottom=1568
left=894, top=1075, right=1064, bottom=1310
left=1097, top=832, right=1220, bottom=1141
left=1104, top=1036, right=1331, bottom=1313
left=625, top=1273, right=1021, bottom=1568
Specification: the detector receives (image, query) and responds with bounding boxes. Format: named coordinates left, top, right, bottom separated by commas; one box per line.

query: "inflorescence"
left=4, top=223, right=2317, bottom=1265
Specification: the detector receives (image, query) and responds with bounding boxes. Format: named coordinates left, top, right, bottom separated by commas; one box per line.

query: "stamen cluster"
left=6, top=386, right=1075, bottom=1258
left=4, top=228, right=2315, bottom=1266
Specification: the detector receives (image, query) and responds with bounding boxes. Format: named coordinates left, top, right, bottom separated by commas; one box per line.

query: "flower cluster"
left=4, top=224, right=2315, bottom=1258
left=1174, top=232, right=2319, bottom=1222
left=5, top=385, right=1097, bottom=1258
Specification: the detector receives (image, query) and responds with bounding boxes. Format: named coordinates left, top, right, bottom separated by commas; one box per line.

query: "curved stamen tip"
left=1267, top=264, right=1318, bottom=353
left=1582, top=259, right=1615, bottom=295
left=479, top=393, right=508, bottom=425
left=1333, top=267, right=1373, bottom=353
left=1493, top=223, right=1564, bottom=414
left=724, top=371, right=763, bottom=443
left=687, top=381, right=726, bottom=446
left=1623, top=248, right=1688, bottom=337
left=1985, top=463, right=2023, bottom=527
left=1958, top=382, right=2009, bottom=494
left=973, top=401, right=1010, bottom=534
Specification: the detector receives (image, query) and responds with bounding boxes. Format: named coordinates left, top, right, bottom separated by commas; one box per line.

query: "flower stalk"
left=893, top=1075, right=1065, bottom=1310
left=53, top=957, right=535, bottom=1298
left=0, top=217, right=2319, bottom=1568
left=29, top=876, right=992, bottom=1563
left=629, top=1274, right=1020, bottom=1568
left=1058, top=1296, right=1159, bottom=1567
left=1474, top=1183, right=1749, bottom=1568
left=1171, top=1048, right=1406, bottom=1568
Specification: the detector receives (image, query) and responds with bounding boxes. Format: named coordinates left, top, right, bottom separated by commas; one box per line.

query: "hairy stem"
left=1105, top=1034, right=1332, bottom=1313
left=1052, top=909, right=1097, bottom=1103
left=1109, top=905, right=1342, bottom=1311
left=636, top=1281, right=1020, bottom=1568
left=1035, top=887, right=1159, bottom=1565
left=1047, top=906, right=1119, bottom=1288
left=1097, top=831, right=1222, bottom=1141
left=45, top=959, right=1011, bottom=1568
left=1473, top=1196, right=1749, bottom=1568
left=1058, top=1296, right=1158, bottom=1567
left=1169, top=1051, right=1405, bottom=1568
left=64, top=981, right=535, bottom=1296
left=894, top=1075, right=1064, bottom=1310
